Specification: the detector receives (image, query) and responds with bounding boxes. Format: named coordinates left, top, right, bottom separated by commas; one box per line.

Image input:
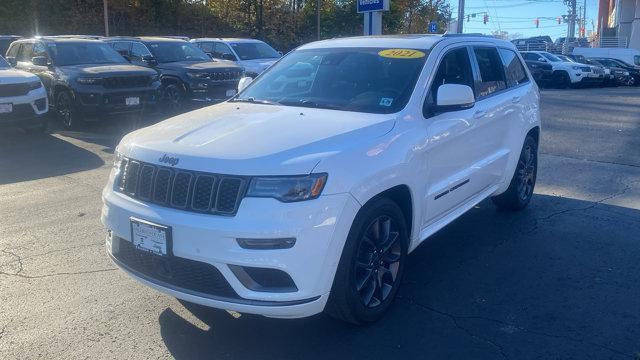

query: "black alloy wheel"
left=354, top=215, right=402, bottom=308
left=162, top=83, right=185, bottom=113
left=491, top=134, right=538, bottom=211
left=325, top=197, right=408, bottom=324
left=56, top=91, right=78, bottom=129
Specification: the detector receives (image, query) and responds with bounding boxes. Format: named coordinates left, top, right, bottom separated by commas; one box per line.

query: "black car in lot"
left=5, top=37, right=161, bottom=128
left=104, top=37, right=243, bottom=111
left=586, top=59, right=635, bottom=86
left=588, top=57, right=640, bottom=86
left=524, top=59, right=553, bottom=87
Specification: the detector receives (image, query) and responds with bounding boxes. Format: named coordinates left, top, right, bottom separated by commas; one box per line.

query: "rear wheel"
left=325, top=197, right=408, bottom=324
left=492, top=134, right=538, bottom=211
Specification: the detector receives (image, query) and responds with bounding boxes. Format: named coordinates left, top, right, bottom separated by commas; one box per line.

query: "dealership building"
left=598, top=0, right=640, bottom=49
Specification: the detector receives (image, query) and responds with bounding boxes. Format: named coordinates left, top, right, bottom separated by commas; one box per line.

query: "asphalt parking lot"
left=1, top=87, right=639, bottom=360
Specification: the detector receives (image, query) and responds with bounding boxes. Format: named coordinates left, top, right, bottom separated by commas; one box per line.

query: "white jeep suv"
left=0, top=55, right=48, bottom=131
left=521, top=50, right=600, bottom=87
left=102, top=35, right=540, bottom=324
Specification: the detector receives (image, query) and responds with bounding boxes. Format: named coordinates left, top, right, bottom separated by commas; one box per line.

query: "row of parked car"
left=0, top=35, right=281, bottom=131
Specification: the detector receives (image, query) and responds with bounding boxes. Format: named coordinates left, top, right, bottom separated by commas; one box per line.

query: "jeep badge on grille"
left=158, top=154, right=179, bottom=166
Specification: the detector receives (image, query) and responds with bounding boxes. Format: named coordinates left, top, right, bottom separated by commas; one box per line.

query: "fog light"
left=236, top=237, right=296, bottom=250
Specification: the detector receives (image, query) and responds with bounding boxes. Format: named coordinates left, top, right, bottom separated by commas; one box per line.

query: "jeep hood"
left=157, top=61, right=241, bottom=72
left=119, top=102, right=396, bottom=175
left=59, top=64, right=156, bottom=77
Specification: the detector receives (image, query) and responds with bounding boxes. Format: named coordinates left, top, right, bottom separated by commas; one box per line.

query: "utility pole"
left=582, top=0, right=587, bottom=37
left=103, top=0, right=109, bottom=37
left=456, top=0, right=465, bottom=34
left=317, top=0, right=321, bottom=40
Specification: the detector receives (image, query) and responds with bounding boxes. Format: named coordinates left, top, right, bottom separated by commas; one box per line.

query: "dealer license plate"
left=130, top=218, right=170, bottom=256
left=125, top=97, right=140, bottom=106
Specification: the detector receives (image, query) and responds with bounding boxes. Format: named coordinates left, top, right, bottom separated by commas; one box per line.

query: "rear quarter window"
left=498, top=48, right=529, bottom=87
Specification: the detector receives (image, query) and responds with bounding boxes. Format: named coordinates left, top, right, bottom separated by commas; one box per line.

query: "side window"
left=472, top=47, right=507, bottom=98
left=423, top=47, right=475, bottom=116
left=17, top=42, right=33, bottom=62
left=32, top=42, right=48, bottom=59
left=130, top=42, right=151, bottom=61
left=112, top=42, right=131, bottom=56
left=214, top=42, right=236, bottom=60
left=522, top=53, right=538, bottom=61
left=498, top=48, right=528, bottom=87
left=6, top=43, right=19, bottom=58
left=198, top=42, right=214, bottom=54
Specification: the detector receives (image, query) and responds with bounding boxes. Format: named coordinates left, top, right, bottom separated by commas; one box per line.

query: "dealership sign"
left=357, top=0, right=390, bottom=13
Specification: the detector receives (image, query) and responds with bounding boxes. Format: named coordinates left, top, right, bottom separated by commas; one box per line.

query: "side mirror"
left=206, top=53, right=213, bottom=59
left=222, top=53, right=236, bottom=61
left=436, top=84, right=475, bottom=111
left=6, top=57, right=17, bottom=67
left=31, top=56, right=49, bottom=67
left=237, top=76, right=253, bottom=93
left=141, top=55, right=158, bottom=67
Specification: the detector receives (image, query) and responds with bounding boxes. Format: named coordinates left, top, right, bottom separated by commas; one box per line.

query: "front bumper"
left=186, top=80, right=239, bottom=104
left=73, top=83, right=161, bottom=117
left=101, top=187, right=360, bottom=318
left=0, top=87, right=48, bottom=128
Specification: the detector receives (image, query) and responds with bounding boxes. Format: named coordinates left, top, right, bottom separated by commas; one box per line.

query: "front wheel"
left=56, top=91, right=81, bottom=129
left=162, top=83, right=185, bottom=114
left=325, top=197, right=408, bottom=324
left=492, top=134, right=538, bottom=211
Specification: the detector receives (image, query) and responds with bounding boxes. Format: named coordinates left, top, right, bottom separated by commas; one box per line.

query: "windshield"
left=230, top=42, right=280, bottom=60
left=47, top=42, right=127, bottom=66
left=0, top=55, right=10, bottom=69
left=147, top=42, right=210, bottom=63
left=237, top=47, right=427, bottom=114
left=541, top=52, right=562, bottom=62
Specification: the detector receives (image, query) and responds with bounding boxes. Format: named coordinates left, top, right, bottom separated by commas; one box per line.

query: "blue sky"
left=450, top=0, right=599, bottom=40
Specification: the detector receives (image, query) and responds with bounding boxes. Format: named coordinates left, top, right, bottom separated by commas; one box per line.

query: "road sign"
left=357, top=0, right=389, bottom=13
left=429, top=21, right=437, bottom=33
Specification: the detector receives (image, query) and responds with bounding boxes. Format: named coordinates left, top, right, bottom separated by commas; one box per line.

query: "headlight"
left=77, top=77, right=103, bottom=85
left=246, top=174, right=328, bottom=202
left=113, top=151, right=123, bottom=171
left=187, top=72, right=207, bottom=79
left=28, top=80, right=42, bottom=90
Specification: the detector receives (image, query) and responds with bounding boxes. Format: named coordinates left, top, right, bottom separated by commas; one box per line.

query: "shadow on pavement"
left=158, top=194, right=640, bottom=360
left=0, top=130, right=105, bottom=185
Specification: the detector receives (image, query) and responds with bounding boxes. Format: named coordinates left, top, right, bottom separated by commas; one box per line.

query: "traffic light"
left=467, top=15, right=470, bottom=22
left=557, top=16, right=562, bottom=24
left=534, top=18, right=540, bottom=28
left=483, top=14, right=489, bottom=25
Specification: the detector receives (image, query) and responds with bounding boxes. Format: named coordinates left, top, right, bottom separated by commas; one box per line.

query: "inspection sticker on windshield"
left=379, top=98, right=393, bottom=107
left=378, top=49, right=425, bottom=59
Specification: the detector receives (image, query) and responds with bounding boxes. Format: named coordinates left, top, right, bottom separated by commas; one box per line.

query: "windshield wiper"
left=279, top=99, right=340, bottom=110
left=230, top=97, right=279, bottom=105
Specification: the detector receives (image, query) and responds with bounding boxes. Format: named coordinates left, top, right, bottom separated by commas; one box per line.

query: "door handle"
left=512, top=96, right=521, bottom=103
left=473, top=110, right=486, bottom=119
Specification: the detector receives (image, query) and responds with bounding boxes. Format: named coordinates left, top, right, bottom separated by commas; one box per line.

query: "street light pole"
left=103, top=0, right=109, bottom=37
left=456, top=0, right=465, bottom=34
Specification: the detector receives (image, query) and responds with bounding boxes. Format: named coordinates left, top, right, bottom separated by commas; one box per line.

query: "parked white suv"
left=191, top=38, right=281, bottom=78
left=0, top=55, right=48, bottom=132
left=521, top=50, right=600, bottom=87
left=102, top=34, right=540, bottom=324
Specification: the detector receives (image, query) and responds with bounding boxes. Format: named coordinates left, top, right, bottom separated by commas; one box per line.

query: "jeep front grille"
left=117, top=158, right=247, bottom=216
left=103, top=76, right=151, bottom=89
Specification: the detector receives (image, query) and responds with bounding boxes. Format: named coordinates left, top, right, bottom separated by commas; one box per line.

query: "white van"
left=572, top=47, right=640, bottom=67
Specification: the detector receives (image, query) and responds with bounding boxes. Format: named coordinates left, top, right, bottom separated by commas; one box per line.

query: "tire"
left=55, top=90, right=81, bottom=129
left=325, top=197, right=408, bottom=325
left=492, top=134, right=538, bottom=211
left=554, top=71, right=570, bottom=89
left=162, top=83, right=185, bottom=114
